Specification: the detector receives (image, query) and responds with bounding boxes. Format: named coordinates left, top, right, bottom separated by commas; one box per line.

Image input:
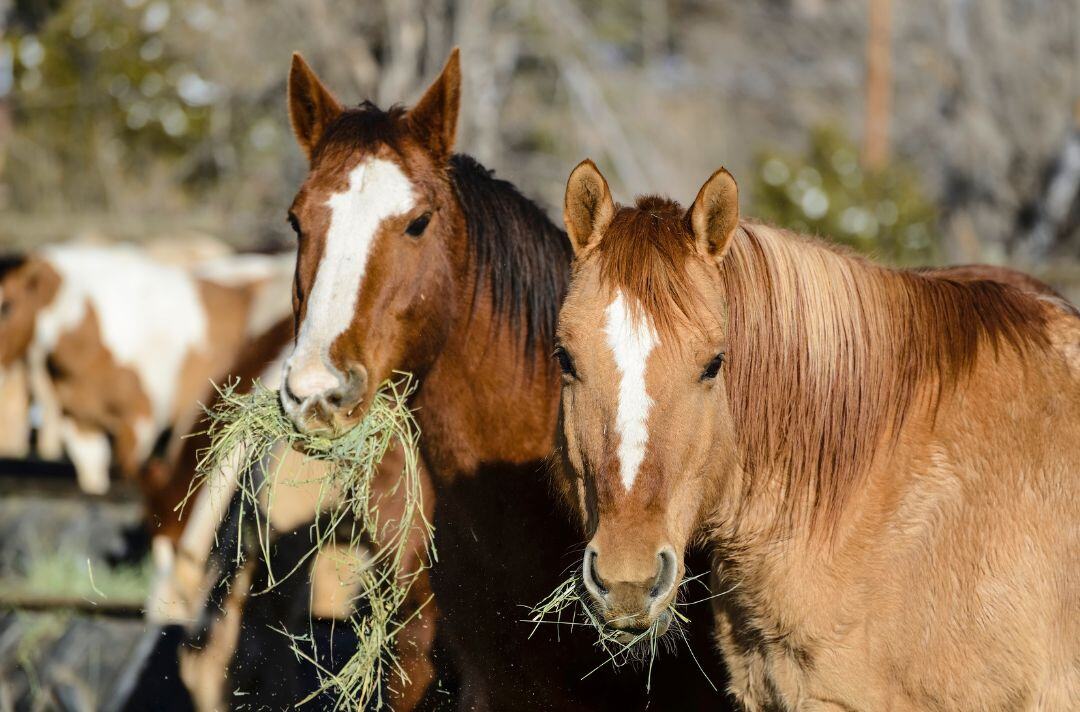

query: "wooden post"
left=863, top=0, right=892, bottom=170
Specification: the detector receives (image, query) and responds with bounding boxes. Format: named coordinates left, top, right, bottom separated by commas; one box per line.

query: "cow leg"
left=62, top=418, right=112, bottom=494
left=28, top=352, right=63, bottom=459
left=0, top=361, right=31, bottom=458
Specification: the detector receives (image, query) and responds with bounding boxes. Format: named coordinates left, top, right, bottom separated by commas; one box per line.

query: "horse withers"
left=553, top=159, right=1080, bottom=710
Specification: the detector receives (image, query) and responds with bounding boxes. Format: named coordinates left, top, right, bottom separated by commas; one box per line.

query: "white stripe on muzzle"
left=603, top=290, right=659, bottom=491
left=285, top=158, right=416, bottom=399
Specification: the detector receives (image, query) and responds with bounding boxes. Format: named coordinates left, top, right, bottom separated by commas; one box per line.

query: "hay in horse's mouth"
left=525, top=571, right=716, bottom=693
left=183, top=374, right=433, bottom=710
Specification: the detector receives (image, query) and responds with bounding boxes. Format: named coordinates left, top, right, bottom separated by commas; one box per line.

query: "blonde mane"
left=595, top=207, right=1050, bottom=528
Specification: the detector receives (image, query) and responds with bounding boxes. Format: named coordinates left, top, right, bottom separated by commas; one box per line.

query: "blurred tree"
left=0, top=0, right=1074, bottom=287
left=751, top=125, right=939, bottom=265
left=6, top=1, right=214, bottom=213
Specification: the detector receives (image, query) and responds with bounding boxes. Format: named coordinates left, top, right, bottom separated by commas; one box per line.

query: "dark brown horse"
left=280, top=50, right=728, bottom=709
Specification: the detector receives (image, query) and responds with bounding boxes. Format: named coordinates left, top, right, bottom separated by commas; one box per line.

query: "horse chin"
left=608, top=609, right=673, bottom=645
left=286, top=406, right=363, bottom=442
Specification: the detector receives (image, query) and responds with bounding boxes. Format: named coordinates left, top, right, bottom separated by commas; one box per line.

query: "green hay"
left=186, top=374, right=433, bottom=710
left=526, top=571, right=719, bottom=693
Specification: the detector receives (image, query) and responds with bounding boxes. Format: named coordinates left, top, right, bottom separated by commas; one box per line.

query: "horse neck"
left=707, top=222, right=1052, bottom=630
left=713, top=223, right=1045, bottom=532
left=412, top=227, right=565, bottom=481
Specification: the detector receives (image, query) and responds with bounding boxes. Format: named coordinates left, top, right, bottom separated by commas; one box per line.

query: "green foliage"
left=4, top=1, right=220, bottom=210
left=750, top=126, right=939, bottom=265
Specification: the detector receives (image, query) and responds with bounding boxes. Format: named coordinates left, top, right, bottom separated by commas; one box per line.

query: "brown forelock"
left=594, top=195, right=706, bottom=340
left=581, top=196, right=715, bottom=511
left=720, top=221, right=1051, bottom=530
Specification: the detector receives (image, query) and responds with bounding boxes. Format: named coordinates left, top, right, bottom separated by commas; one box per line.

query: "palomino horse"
left=279, top=50, right=726, bottom=708
left=554, top=159, right=1080, bottom=710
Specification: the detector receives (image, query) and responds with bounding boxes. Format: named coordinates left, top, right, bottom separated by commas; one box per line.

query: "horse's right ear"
left=564, top=159, right=615, bottom=256
left=288, top=53, right=343, bottom=162
left=409, top=48, right=461, bottom=163
left=689, top=167, right=739, bottom=260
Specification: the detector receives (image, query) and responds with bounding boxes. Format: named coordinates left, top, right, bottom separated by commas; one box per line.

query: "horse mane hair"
left=595, top=200, right=1051, bottom=529
left=450, top=154, right=572, bottom=358
left=317, top=101, right=409, bottom=161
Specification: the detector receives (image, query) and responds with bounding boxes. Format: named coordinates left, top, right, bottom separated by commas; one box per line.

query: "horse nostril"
left=582, top=547, right=608, bottom=597
left=346, top=364, right=369, bottom=396
left=649, top=546, right=677, bottom=602
left=282, top=371, right=302, bottom=406
left=310, top=397, right=331, bottom=424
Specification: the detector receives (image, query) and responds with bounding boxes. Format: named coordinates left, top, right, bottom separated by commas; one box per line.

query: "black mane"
left=450, top=154, right=572, bottom=358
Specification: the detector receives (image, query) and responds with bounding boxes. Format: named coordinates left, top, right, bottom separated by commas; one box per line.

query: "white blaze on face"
left=603, top=290, right=659, bottom=491
left=286, top=158, right=416, bottom=398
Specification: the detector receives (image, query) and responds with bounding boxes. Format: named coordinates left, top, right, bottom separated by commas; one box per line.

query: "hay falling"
left=526, top=571, right=719, bottom=693
left=186, top=374, right=433, bottom=710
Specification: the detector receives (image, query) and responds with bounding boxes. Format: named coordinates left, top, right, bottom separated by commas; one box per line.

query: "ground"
left=0, top=466, right=150, bottom=711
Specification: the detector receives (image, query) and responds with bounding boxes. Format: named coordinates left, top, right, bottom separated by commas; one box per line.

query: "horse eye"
left=405, top=212, right=432, bottom=238
left=553, top=345, right=577, bottom=380
left=700, top=353, right=725, bottom=381
left=287, top=214, right=302, bottom=238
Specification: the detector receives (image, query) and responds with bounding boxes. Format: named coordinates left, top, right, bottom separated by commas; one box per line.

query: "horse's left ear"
left=689, top=168, right=739, bottom=259
left=409, top=48, right=461, bottom=162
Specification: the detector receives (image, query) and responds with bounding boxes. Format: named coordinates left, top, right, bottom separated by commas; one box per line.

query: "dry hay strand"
left=526, top=570, right=720, bottom=693
left=183, top=374, right=433, bottom=710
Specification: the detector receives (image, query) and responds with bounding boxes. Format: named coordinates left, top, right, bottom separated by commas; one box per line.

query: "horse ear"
left=288, top=53, right=343, bottom=162
left=564, top=159, right=615, bottom=256
left=689, top=168, right=739, bottom=259
left=409, top=48, right=461, bottom=162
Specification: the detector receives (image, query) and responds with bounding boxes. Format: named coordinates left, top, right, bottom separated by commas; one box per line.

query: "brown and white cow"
left=0, top=244, right=293, bottom=501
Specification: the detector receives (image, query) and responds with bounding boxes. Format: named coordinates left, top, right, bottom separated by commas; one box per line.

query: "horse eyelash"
left=700, top=352, right=725, bottom=381
left=405, top=212, right=432, bottom=238
left=287, top=213, right=301, bottom=238
left=552, top=345, right=577, bottom=380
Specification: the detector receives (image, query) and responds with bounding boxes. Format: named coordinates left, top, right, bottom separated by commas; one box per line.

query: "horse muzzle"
left=581, top=544, right=679, bottom=641
left=280, top=360, right=368, bottom=438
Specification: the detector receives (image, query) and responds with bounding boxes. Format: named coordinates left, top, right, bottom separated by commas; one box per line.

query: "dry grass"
left=185, top=374, right=433, bottom=710
left=526, top=570, right=719, bottom=693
